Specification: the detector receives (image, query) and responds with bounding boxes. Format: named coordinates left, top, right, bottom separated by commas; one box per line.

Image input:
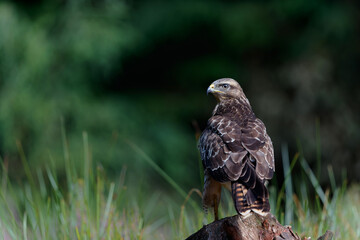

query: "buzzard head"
left=207, top=78, right=247, bottom=103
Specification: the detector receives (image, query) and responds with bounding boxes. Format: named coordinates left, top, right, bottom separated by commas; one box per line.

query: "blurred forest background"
left=0, top=0, right=359, bottom=202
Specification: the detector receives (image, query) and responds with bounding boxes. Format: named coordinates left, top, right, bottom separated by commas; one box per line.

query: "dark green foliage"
left=0, top=0, right=359, bottom=191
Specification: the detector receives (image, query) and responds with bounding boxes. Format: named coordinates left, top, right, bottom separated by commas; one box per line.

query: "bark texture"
left=185, top=213, right=333, bottom=240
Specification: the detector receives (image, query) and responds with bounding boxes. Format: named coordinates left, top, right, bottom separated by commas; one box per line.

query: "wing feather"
left=199, top=115, right=275, bottom=182
left=199, top=115, right=247, bottom=182
left=241, top=118, right=275, bottom=180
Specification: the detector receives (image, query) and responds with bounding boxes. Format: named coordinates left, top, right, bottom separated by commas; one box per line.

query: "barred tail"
left=231, top=181, right=270, bottom=216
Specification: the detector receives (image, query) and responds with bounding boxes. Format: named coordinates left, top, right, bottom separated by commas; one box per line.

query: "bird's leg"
left=213, top=196, right=219, bottom=221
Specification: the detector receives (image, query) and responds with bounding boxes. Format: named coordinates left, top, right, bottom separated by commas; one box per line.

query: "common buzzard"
left=199, top=78, right=275, bottom=220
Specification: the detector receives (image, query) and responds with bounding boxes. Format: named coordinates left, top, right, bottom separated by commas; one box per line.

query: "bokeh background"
left=1, top=0, right=359, bottom=197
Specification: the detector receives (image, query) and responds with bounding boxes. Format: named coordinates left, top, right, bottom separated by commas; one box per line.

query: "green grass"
left=0, top=134, right=359, bottom=239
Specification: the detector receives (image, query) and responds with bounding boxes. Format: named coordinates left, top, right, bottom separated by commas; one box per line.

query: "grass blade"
left=83, top=131, right=91, bottom=201
left=300, top=157, right=327, bottom=206
left=315, top=118, right=321, bottom=179
left=126, top=140, right=192, bottom=204
left=61, top=117, right=74, bottom=187
left=23, top=213, right=28, bottom=240
left=282, top=143, right=293, bottom=225
left=100, top=182, right=115, bottom=237
left=16, top=141, right=36, bottom=189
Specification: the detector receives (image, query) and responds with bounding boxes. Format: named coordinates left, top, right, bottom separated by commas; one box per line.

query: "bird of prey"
left=198, top=78, right=275, bottom=220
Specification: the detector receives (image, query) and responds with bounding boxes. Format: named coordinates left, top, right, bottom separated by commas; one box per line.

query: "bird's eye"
left=221, top=84, right=229, bottom=89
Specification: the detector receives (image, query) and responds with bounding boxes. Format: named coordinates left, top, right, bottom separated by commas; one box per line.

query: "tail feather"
left=231, top=182, right=251, bottom=215
left=231, top=181, right=270, bottom=216
left=245, top=187, right=256, bottom=205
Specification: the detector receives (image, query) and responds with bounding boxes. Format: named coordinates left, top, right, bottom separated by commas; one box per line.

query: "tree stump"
left=185, top=213, right=333, bottom=240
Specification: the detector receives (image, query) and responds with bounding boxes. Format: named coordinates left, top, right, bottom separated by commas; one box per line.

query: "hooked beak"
left=207, top=84, right=215, bottom=95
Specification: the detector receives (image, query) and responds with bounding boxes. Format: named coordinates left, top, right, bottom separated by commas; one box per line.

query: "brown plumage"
left=199, top=78, right=275, bottom=219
